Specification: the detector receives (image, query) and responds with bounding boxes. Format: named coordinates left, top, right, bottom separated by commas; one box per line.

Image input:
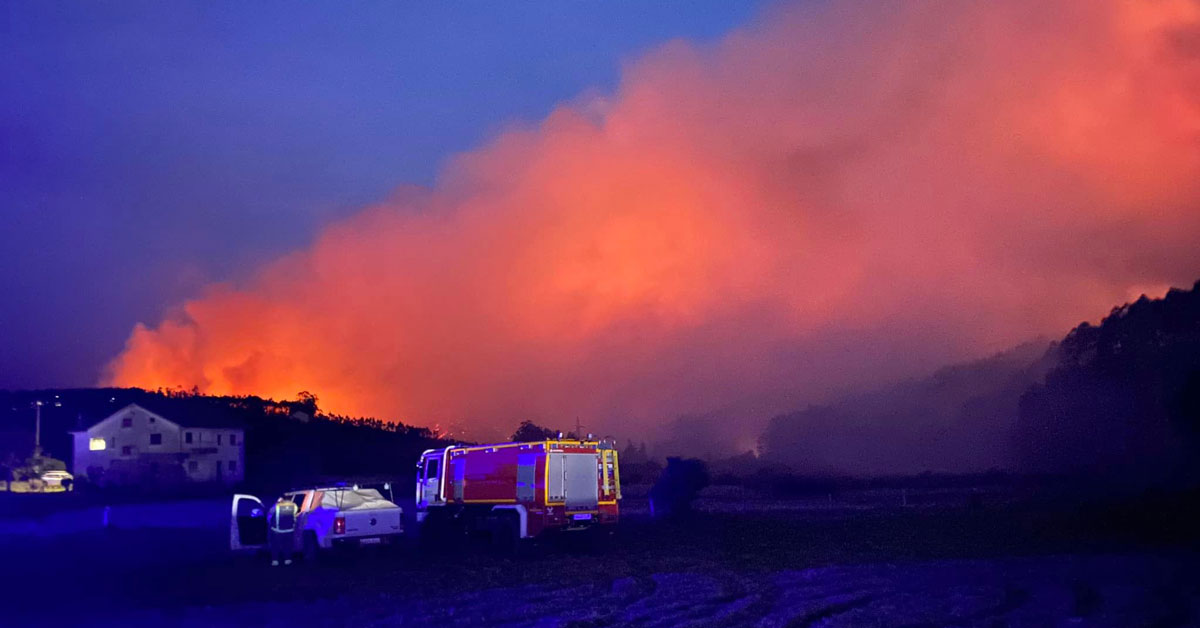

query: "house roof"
left=70, top=401, right=247, bottom=432
left=68, top=400, right=248, bottom=433
left=5, top=388, right=254, bottom=435
left=130, top=400, right=246, bottom=429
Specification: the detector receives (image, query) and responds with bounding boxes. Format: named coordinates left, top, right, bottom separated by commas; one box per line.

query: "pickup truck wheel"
left=303, top=532, right=319, bottom=563
left=382, top=535, right=405, bottom=559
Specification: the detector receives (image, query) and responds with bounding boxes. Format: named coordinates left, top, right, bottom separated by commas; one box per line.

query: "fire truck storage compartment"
left=547, top=452, right=599, bottom=510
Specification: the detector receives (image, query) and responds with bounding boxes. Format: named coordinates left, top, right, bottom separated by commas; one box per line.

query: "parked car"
left=230, top=485, right=403, bottom=559
left=40, top=470, right=74, bottom=489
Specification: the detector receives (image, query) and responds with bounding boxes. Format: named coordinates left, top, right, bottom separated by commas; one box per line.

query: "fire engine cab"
left=415, top=439, right=620, bottom=544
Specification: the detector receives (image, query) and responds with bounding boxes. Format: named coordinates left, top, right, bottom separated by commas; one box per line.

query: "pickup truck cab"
left=231, top=486, right=403, bottom=558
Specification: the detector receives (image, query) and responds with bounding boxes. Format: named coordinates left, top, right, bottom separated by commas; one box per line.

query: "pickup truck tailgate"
left=342, top=508, right=402, bottom=536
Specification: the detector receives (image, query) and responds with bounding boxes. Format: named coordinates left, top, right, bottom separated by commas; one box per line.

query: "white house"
left=71, top=403, right=245, bottom=487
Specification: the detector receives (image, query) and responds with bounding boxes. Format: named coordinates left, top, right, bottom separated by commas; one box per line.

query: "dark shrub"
left=649, top=457, right=709, bottom=519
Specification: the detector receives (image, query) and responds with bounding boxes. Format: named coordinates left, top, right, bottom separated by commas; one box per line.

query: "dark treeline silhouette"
left=1017, top=280, right=1200, bottom=487
left=511, top=420, right=562, bottom=442
left=509, top=419, right=596, bottom=442
left=648, top=457, right=709, bottom=519
left=760, top=278, right=1200, bottom=490
left=760, top=341, right=1054, bottom=476
left=0, top=387, right=448, bottom=494
left=618, top=439, right=662, bottom=485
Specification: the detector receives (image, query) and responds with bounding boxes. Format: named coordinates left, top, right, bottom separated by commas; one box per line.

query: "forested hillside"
left=1017, top=280, right=1200, bottom=485
left=763, top=279, right=1200, bottom=485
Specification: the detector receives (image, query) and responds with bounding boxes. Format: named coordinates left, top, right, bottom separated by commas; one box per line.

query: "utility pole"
left=574, top=416, right=583, bottom=439
left=32, top=400, right=43, bottom=456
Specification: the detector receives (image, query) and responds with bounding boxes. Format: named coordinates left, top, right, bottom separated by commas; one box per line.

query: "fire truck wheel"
left=576, top=526, right=611, bottom=554
left=490, top=513, right=520, bottom=555
left=418, top=514, right=450, bottom=549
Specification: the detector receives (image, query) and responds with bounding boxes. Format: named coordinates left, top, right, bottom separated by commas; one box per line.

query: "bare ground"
left=5, top=490, right=1199, bottom=627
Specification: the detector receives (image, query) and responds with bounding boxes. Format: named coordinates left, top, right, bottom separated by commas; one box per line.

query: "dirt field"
left=5, top=489, right=1199, bottom=627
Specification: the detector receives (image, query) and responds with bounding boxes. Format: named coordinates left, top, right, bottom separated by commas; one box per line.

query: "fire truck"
left=415, top=439, right=620, bottom=545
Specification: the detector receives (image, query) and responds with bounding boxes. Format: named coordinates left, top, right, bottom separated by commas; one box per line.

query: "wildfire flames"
left=106, top=0, right=1200, bottom=439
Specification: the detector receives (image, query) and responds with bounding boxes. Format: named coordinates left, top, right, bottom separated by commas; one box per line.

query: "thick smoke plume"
left=107, top=1, right=1200, bottom=447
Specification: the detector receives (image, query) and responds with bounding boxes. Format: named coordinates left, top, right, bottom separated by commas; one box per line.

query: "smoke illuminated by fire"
left=106, top=0, right=1200, bottom=442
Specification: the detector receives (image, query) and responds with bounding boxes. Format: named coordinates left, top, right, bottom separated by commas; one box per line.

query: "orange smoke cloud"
left=106, top=0, right=1200, bottom=441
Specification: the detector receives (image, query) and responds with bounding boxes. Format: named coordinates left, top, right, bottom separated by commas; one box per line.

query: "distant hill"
left=760, top=340, right=1055, bottom=476
left=762, top=278, right=1200, bottom=483
left=0, top=388, right=449, bottom=491
left=1017, top=280, right=1200, bottom=485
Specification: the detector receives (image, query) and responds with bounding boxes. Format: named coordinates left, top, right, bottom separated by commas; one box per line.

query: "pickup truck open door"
left=230, top=494, right=267, bottom=551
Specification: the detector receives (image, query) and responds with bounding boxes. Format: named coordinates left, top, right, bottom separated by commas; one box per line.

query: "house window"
left=230, top=433, right=238, bottom=446
left=217, top=434, right=223, bottom=446
left=188, top=460, right=198, bottom=472
left=229, top=461, right=237, bottom=472
left=149, top=417, right=155, bottom=423
left=88, top=437, right=106, bottom=451
left=121, top=446, right=132, bottom=456
left=185, top=432, right=193, bottom=444
left=121, top=417, right=132, bottom=428
left=150, top=433, right=162, bottom=446
left=216, top=460, right=223, bottom=472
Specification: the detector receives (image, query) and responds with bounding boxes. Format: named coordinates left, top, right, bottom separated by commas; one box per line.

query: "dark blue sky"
left=0, top=1, right=766, bottom=389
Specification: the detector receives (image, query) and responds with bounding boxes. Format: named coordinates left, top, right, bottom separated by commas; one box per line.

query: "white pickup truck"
left=231, top=486, right=404, bottom=559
